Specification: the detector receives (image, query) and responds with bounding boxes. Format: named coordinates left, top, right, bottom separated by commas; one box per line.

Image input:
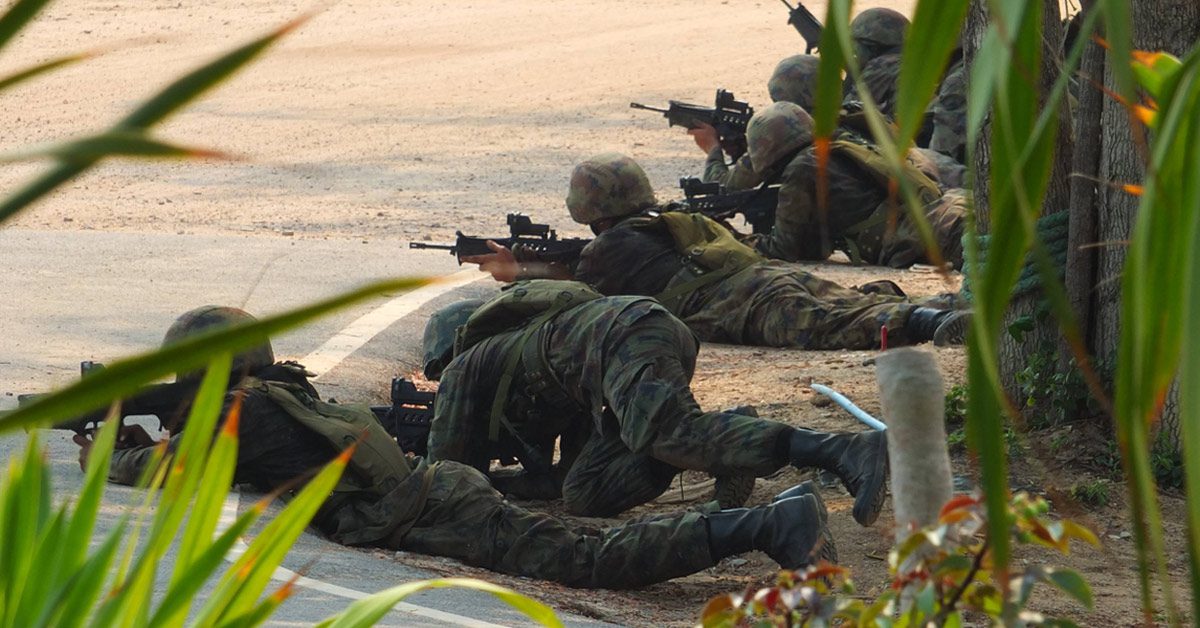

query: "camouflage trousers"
left=872, top=191, right=967, bottom=270
left=556, top=311, right=794, bottom=516
left=393, top=460, right=714, bottom=589
left=676, top=262, right=919, bottom=349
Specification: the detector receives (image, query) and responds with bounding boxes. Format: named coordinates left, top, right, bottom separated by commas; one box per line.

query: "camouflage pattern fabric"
left=929, top=59, right=967, bottom=163
left=110, top=368, right=721, bottom=588
left=162, top=305, right=274, bottom=382
left=565, top=153, right=657, bottom=225
left=429, top=296, right=795, bottom=517
left=768, top=54, right=821, bottom=109
left=703, top=149, right=762, bottom=191
left=674, top=262, right=919, bottom=348
left=753, top=144, right=963, bottom=268
left=849, top=7, right=908, bottom=64
left=843, top=52, right=902, bottom=117
left=395, top=461, right=715, bottom=589
left=913, top=147, right=966, bottom=190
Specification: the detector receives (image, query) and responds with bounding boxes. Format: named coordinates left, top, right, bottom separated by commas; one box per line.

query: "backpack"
left=826, top=139, right=942, bottom=263
left=238, top=377, right=412, bottom=496
left=453, top=280, right=603, bottom=448
left=650, top=212, right=764, bottom=310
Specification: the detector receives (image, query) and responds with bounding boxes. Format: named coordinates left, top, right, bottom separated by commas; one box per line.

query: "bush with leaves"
left=699, top=493, right=1098, bottom=628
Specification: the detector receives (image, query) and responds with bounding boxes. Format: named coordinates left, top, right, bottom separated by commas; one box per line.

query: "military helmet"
left=768, top=54, right=822, bottom=110
left=163, top=305, right=274, bottom=382
left=565, top=153, right=657, bottom=225
left=422, top=298, right=485, bottom=380
left=850, top=8, right=908, bottom=60
left=747, top=102, right=815, bottom=175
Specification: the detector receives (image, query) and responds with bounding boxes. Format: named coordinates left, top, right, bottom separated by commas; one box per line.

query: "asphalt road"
left=0, top=227, right=612, bottom=627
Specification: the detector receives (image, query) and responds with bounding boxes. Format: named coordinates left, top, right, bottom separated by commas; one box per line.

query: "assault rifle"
left=18, top=361, right=196, bottom=435
left=408, top=213, right=590, bottom=265
left=630, top=89, right=754, bottom=163
left=370, top=377, right=434, bottom=456
left=675, top=177, right=780, bottom=235
left=21, top=361, right=436, bottom=455
left=781, top=0, right=823, bottom=54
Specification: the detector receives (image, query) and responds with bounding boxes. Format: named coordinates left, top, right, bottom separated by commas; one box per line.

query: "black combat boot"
left=905, top=307, right=972, bottom=346
left=705, top=493, right=837, bottom=569
left=789, top=429, right=888, bottom=526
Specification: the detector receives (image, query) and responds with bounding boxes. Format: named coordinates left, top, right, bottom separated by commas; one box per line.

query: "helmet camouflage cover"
left=422, top=298, right=485, bottom=380
left=565, top=152, right=657, bottom=225
left=747, top=102, right=815, bottom=175
left=768, top=54, right=822, bottom=110
left=162, top=305, right=274, bottom=382
left=850, top=8, right=909, bottom=60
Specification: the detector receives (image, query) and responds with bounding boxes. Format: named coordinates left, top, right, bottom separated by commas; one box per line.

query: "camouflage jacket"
left=702, top=148, right=762, bottom=192
left=428, top=296, right=697, bottom=468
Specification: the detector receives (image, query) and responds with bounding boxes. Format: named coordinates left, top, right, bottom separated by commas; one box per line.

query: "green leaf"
left=148, top=503, right=262, bottom=627
left=314, top=578, right=564, bottom=628
left=0, top=53, right=89, bottom=92
left=894, top=0, right=969, bottom=146
left=0, top=16, right=308, bottom=226
left=1044, top=568, right=1094, bottom=610
left=196, top=447, right=349, bottom=622
left=0, top=0, right=52, bottom=53
left=39, top=520, right=128, bottom=628
left=0, top=276, right=430, bottom=434
left=0, top=131, right=229, bottom=163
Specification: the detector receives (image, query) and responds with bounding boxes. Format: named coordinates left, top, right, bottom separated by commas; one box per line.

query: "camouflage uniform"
left=842, top=8, right=908, bottom=116
left=429, top=296, right=794, bottom=517
left=703, top=151, right=761, bottom=191
left=928, top=58, right=968, bottom=163
left=108, top=365, right=723, bottom=589
left=753, top=143, right=965, bottom=269
left=575, top=217, right=927, bottom=349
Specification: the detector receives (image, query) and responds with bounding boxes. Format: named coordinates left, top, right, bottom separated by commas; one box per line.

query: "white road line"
left=304, top=268, right=485, bottom=378
left=220, top=268, right=512, bottom=628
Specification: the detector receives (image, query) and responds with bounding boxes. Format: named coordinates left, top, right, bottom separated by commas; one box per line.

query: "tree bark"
left=1093, top=0, right=1200, bottom=454
left=967, top=0, right=1072, bottom=408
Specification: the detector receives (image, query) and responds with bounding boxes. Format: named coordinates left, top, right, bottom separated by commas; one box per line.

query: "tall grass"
left=814, top=0, right=1200, bottom=623
left=0, top=1, right=561, bottom=625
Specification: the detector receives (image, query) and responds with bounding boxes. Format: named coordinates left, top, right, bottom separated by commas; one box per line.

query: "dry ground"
left=2, top=0, right=1189, bottom=625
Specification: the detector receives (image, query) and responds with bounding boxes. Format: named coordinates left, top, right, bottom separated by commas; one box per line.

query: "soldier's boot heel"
left=789, top=429, right=888, bottom=527
left=704, top=494, right=835, bottom=569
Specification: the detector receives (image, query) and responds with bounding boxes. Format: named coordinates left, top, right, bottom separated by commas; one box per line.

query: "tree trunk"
left=966, top=0, right=1073, bottom=410
left=1093, top=1, right=1199, bottom=455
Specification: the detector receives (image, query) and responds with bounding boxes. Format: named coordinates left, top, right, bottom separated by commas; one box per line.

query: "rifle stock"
left=676, top=177, right=780, bottom=234
left=781, top=0, right=823, bottom=54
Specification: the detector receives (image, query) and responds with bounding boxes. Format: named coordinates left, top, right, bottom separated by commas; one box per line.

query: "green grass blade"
left=0, top=277, right=431, bottom=434
left=37, top=520, right=128, bottom=628
left=60, top=411, right=121, bottom=575
left=13, top=509, right=67, bottom=626
left=894, top=0, right=969, bottom=146
left=0, top=0, right=52, bottom=52
left=149, top=502, right=263, bottom=627
left=196, top=449, right=349, bottom=623
left=0, top=131, right=230, bottom=163
left=118, top=15, right=309, bottom=130
left=0, top=53, right=90, bottom=92
left=163, top=391, right=242, bottom=624
left=3, top=435, right=48, bottom=626
left=315, top=578, right=564, bottom=628
left=812, top=0, right=850, bottom=139
left=0, top=15, right=308, bottom=227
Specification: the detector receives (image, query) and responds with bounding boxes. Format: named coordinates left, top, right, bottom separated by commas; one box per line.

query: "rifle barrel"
left=629, top=102, right=669, bottom=114
left=409, top=242, right=456, bottom=251
left=780, top=0, right=795, bottom=9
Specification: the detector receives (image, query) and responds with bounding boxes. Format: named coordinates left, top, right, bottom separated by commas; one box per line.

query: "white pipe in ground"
left=875, top=347, right=953, bottom=533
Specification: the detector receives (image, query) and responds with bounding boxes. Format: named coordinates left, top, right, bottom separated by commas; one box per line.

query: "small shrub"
left=1070, top=480, right=1111, bottom=508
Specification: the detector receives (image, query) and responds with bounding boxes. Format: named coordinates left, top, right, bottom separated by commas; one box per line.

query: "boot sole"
left=933, top=311, right=971, bottom=346
left=852, top=431, right=889, bottom=527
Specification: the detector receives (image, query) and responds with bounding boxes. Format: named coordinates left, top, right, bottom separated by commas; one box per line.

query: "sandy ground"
left=3, top=0, right=1189, bottom=625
